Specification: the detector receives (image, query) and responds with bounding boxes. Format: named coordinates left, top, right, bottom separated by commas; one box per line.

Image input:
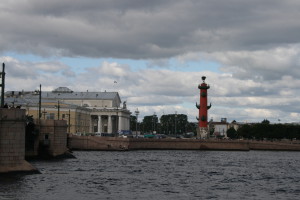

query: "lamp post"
left=116, top=105, right=119, bottom=135
left=175, top=111, right=177, bottom=137
left=55, top=100, right=60, bottom=120
left=154, top=112, right=157, bottom=133
left=135, top=108, right=139, bottom=137
left=39, top=84, right=42, bottom=119
left=66, top=109, right=71, bottom=133
left=0, top=63, right=5, bottom=108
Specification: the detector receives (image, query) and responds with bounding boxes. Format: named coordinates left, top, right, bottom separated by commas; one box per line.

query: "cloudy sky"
left=1, top=0, right=300, bottom=123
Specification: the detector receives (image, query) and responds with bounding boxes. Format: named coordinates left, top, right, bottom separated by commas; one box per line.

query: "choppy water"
left=1, top=150, right=300, bottom=200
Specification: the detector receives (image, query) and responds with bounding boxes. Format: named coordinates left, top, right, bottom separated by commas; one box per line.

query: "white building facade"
left=5, top=87, right=131, bottom=134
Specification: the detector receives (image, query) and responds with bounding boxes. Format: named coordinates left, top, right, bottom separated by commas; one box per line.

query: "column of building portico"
left=118, top=115, right=123, bottom=131
left=97, top=115, right=102, bottom=133
left=108, top=115, right=112, bottom=133
left=125, top=117, right=130, bottom=130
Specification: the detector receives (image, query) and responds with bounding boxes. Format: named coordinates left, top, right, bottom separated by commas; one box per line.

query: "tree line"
left=227, top=119, right=300, bottom=140
left=130, top=114, right=197, bottom=136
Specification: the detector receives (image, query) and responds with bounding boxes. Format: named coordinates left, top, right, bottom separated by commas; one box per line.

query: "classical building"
left=4, top=87, right=131, bottom=135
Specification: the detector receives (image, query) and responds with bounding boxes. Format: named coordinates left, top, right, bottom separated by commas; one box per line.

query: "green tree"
left=186, top=122, right=197, bottom=134
left=160, top=114, right=188, bottom=135
left=236, top=122, right=300, bottom=140
left=261, top=119, right=270, bottom=124
left=142, top=114, right=158, bottom=133
left=130, top=115, right=137, bottom=131
left=237, top=124, right=252, bottom=139
left=227, top=127, right=237, bottom=139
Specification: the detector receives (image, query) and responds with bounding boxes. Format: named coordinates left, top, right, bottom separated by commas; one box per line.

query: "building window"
left=46, top=113, right=55, bottom=120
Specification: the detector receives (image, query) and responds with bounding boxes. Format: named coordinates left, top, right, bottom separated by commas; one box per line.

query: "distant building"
left=4, top=87, right=131, bottom=134
left=209, top=118, right=228, bottom=138
left=208, top=118, right=230, bottom=138
left=209, top=118, right=248, bottom=138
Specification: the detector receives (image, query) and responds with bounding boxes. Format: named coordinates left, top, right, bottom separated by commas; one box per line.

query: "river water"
left=1, top=150, right=300, bottom=200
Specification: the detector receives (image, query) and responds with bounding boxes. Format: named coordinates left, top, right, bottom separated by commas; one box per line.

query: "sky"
left=1, top=0, right=300, bottom=123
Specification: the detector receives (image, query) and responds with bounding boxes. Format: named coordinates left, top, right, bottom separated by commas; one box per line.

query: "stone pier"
left=0, top=108, right=37, bottom=173
left=35, top=119, right=69, bottom=157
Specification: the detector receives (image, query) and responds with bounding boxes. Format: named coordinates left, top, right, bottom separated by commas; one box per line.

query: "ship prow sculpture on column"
left=196, top=76, right=211, bottom=138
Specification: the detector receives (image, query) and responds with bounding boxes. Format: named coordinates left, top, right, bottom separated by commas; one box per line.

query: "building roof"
left=210, top=122, right=228, bottom=125
left=3, top=96, right=90, bottom=110
left=52, top=87, right=73, bottom=93
left=42, top=91, right=119, bottom=101
left=5, top=87, right=120, bottom=101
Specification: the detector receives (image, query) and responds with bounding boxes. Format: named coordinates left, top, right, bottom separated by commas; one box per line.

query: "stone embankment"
left=68, top=135, right=300, bottom=151
left=69, top=135, right=130, bottom=150
left=249, top=140, right=300, bottom=151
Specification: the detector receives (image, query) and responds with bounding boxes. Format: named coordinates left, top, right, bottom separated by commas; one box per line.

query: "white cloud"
left=2, top=57, right=300, bottom=123
left=100, top=61, right=129, bottom=77
left=209, top=45, right=300, bottom=80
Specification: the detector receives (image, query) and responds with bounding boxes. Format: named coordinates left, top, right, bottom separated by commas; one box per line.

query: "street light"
left=56, top=100, right=60, bottom=120
left=66, top=109, right=71, bottom=133
left=152, top=112, right=156, bottom=134
left=1, top=63, right=5, bottom=108
left=175, top=111, right=177, bottom=137
left=135, top=108, right=139, bottom=137
left=116, top=105, right=119, bottom=134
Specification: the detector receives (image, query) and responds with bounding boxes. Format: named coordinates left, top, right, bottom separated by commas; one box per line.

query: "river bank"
left=68, top=135, right=300, bottom=151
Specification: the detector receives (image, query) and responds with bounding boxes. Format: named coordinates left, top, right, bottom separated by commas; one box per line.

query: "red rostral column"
left=196, top=76, right=211, bottom=137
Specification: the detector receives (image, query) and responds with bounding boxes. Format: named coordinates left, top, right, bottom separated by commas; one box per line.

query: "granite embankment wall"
left=68, top=135, right=300, bottom=151
left=128, top=138, right=250, bottom=150
left=0, top=109, right=37, bottom=173
left=249, top=140, right=300, bottom=151
left=69, top=135, right=130, bottom=150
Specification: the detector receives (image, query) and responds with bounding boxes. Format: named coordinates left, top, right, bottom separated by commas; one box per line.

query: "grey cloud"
left=3, top=58, right=70, bottom=76
left=203, top=46, right=300, bottom=82
left=1, top=59, right=37, bottom=79
left=128, top=96, right=181, bottom=106
left=35, top=61, right=70, bottom=73
left=1, top=0, right=300, bottom=58
left=1, top=57, right=75, bottom=90
left=62, top=69, right=76, bottom=77
left=76, top=63, right=198, bottom=98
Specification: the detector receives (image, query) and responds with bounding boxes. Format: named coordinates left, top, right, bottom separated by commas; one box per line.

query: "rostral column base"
left=197, top=127, right=209, bottom=138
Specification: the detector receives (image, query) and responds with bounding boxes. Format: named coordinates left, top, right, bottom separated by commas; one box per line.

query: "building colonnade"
left=93, top=114, right=130, bottom=134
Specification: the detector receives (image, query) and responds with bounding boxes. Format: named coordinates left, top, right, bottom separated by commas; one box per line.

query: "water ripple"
left=1, top=151, right=300, bottom=200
